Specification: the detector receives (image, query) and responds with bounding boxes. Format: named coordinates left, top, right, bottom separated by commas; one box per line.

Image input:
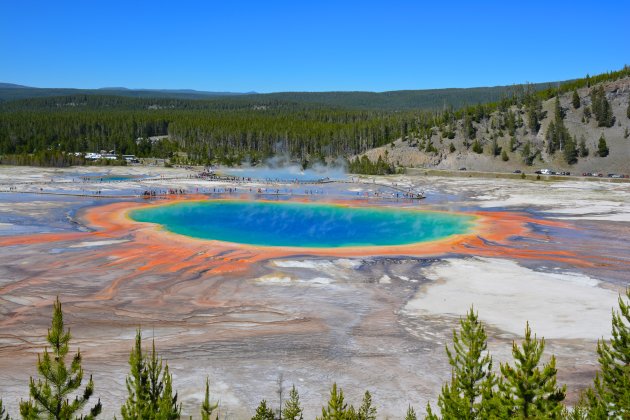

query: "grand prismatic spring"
left=129, top=201, right=476, bottom=248
left=0, top=165, right=629, bottom=418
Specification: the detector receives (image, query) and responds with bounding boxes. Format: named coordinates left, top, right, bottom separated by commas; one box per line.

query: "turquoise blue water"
left=129, top=201, right=475, bottom=248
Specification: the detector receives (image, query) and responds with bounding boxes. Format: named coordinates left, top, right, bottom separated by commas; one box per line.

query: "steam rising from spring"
left=220, top=154, right=348, bottom=182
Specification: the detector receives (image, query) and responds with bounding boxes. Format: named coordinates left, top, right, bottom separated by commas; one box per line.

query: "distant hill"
left=0, top=83, right=29, bottom=89
left=0, top=86, right=250, bottom=102
left=0, top=81, right=562, bottom=110
left=237, top=83, right=561, bottom=110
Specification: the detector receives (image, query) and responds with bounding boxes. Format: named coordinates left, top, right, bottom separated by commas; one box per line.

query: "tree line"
left=348, top=154, right=397, bottom=175
left=0, top=81, right=559, bottom=111
left=0, top=106, right=438, bottom=166
left=1, top=66, right=628, bottom=168
left=1, top=289, right=628, bottom=419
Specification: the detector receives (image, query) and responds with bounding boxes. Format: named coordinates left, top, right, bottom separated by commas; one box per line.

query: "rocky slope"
left=361, top=78, right=630, bottom=174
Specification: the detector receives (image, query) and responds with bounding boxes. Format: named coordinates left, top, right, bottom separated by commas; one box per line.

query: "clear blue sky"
left=1, top=0, right=628, bottom=92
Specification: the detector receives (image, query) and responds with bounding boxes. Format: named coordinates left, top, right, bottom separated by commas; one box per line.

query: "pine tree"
left=0, top=399, right=10, bottom=420
left=472, top=139, right=483, bottom=154
left=627, top=98, right=630, bottom=119
left=505, top=110, right=517, bottom=136
left=356, top=391, right=376, bottom=420
left=201, top=377, right=219, bottom=420
left=463, top=114, right=476, bottom=142
left=601, top=98, right=614, bottom=127
left=547, top=96, right=572, bottom=155
left=427, top=307, right=496, bottom=419
left=318, top=383, right=348, bottom=420
left=554, top=95, right=565, bottom=121
left=591, top=87, right=603, bottom=120
left=157, top=365, right=180, bottom=420
left=578, top=137, right=589, bottom=157
left=491, top=138, right=500, bottom=156
left=19, top=297, right=101, bottom=420
left=282, top=385, right=303, bottom=420
left=546, top=121, right=557, bottom=154
left=525, top=94, right=543, bottom=133
left=498, top=322, right=566, bottom=418
left=121, top=330, right=148, bottom=418
left=584, top=289, right=630, bottom=418
left=252, top=400, right=275, bottom=420
left=590, top=86, right=615, bottom=127
left=404, top=405, right=417, bottom=420
left=572, top=89, right=581, bottom=109
left=121, top=330, right=181, bottom=419
left=147, top=340, right=164, bottom=414
left=521, top=141, right=533, bottom=165
left=509, top=136, right=516, bottom=152
left=449, top=143, right=456, bottom=153
left=597, top=134, right=609, bottom=157
left=563, top=136, right=578, bottom=165
left=501, top=150, right=509, bottom=161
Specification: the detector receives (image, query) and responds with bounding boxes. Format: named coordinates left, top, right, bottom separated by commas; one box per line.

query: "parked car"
left=513, top=170, right=522, bottom=174
left=459, top=167, right=467, bottom=171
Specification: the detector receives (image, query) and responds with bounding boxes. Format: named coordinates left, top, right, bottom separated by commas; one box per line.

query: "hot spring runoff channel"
left=129, top=201, right=476, bottom=248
